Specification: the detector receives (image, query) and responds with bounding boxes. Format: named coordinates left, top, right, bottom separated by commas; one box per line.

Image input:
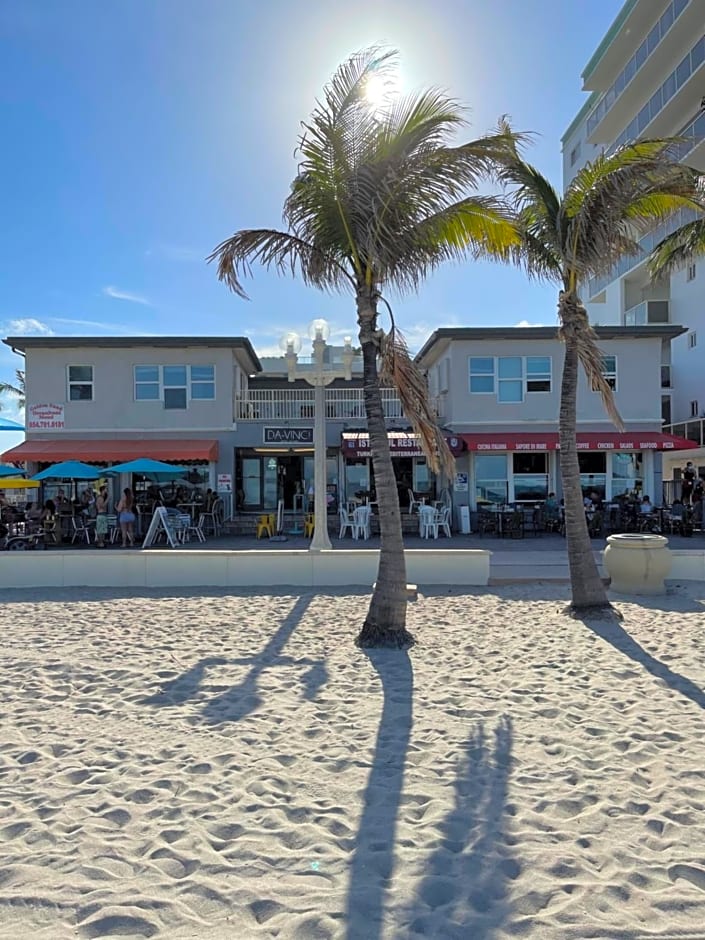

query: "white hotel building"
left=561, top=0, right=705, bottom=478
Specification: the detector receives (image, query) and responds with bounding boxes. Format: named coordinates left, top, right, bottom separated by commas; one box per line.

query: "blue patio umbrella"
left=0, top=417, right=25, bottom=430
left=32, top=460, right=101, bottom=481
left=0, top=464, right=25, bottom=478
left=105, top=458, right=187, bottom=479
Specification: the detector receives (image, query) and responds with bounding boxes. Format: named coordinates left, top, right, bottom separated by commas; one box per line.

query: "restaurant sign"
left=263, top=426, right=314, bottom=445
left=27, top=403, right=65, bottom=431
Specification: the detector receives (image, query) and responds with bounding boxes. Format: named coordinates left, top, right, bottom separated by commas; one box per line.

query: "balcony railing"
left=665, top=418, right=705, bottom=446
left=624, top=300, right=670, bottom=326
left=235, top=387, right=405, bottom=421
left=586, top=0, right=691, bottom=138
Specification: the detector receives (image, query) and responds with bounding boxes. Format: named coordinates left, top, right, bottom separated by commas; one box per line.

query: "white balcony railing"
left=624, top=300, right=670, bottom=326
left=665, top=418, right=705, bottom=446
left=235, top=387, right=405, bottom=421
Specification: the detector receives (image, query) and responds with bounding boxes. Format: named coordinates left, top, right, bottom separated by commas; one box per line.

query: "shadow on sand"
left=344, top=649, right=413, bottom=940
left=143, top=595, right=318, bottom=720
left=400, top=717, right=516, bottom=939
left=578, top=609, right=705, bottom=711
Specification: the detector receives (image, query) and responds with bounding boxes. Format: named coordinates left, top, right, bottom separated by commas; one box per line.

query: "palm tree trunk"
left=559, top=297, right=612, bottom=613
left=355, top=290, right=414, bottom=649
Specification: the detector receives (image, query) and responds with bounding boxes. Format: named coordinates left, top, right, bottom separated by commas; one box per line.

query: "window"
left=163, top=365, right=187, bottom=410
left=134, top=365, right=160, bottom=400
left=592, top=355, right=617, bottom=391
left=688, top=332, right=697, bottom=349
left=579, top=452, right=606, bottom=501
left=570, top=143, right=581, bottom=166
left=134, top=363, right=216, bottom=405
left=190, top=364, right=215, bottom=400
left=67, top=365, right=93, bottom=401
left=497, top=357, right=523, bottom=403
left=687, top=262, right=696, bottom=281
left=474, top=454, right=508, bottom=505
left=611, top=452, right=642, bottom=500
left=526, top=357, right=551, bottom=392
left=469, top=357, right=495, bottom=394
left=691, top=400, right=700, bottom=417
left=513, top=453, right=548, bottom=501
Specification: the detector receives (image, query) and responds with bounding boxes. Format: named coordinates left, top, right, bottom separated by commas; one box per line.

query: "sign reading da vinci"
left=27, top=403, right=65, bottom=430
left=263, top=427, right=314, bottom=445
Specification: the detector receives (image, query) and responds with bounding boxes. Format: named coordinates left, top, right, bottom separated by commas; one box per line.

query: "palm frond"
left=558, top=292, right=624, bottom=432
left=649, top=216, right=705, bottom=278
left=379, top=326, right=455, bottom=478
left=208, top=228, right=354, bottom=298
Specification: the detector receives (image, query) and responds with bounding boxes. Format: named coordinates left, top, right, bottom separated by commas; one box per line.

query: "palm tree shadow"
left=201, top=594, right=313, bottom=723
left=401, top=717, right=515, bottom=939
left=344, top=649, right=413, bottom=940
left=142, top=656, right=228, bottom=706
left=577, top=611, right=705, bottom=710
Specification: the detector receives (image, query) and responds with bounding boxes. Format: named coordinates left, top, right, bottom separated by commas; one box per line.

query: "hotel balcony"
left=665, top=417, right=705, bottom=446
left=234, top=387, right=405, bottom=421
left=624, top=300, right=670, bottom=326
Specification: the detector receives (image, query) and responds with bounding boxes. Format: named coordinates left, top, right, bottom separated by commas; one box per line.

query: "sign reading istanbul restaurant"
left=263, top=427, right=314, bottom=445
left=27, top=403, right=65, bottom=430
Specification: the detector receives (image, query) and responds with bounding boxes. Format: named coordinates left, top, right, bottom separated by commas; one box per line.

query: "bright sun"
left=364, top=73, right=399, bottom=110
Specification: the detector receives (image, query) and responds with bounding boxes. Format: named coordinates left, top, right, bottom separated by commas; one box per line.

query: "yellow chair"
left=256, top=513, right=274, bottom=539
left=303, top=513, right=315, bottom=538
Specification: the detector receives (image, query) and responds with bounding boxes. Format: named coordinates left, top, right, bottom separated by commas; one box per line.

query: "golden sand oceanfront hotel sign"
left=27, top=403, right=65, bottom=431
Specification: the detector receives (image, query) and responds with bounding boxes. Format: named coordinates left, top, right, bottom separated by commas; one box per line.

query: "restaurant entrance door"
left=236, top=451, right=311, bottom=511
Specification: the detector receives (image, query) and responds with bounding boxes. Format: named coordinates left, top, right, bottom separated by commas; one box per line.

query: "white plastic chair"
left=353, top=505, right=371, bottom=540
left=185, top=513, right=206, bottom=543
left=408, top=488, right=422, bottom=514
left=437, top=506, right=452, bottom=538
left=419, top=505, right=436, bottom=538
left=200, top=498, right=223, bottom=536
left=70, top=515, right=93, bottom=545
left=339, top=505, right=355, bottom=538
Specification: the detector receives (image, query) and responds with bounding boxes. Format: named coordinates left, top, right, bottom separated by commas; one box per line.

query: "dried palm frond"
left=379, top=324, right=455, bottom=478
left=558, top=293, right=624, bottom=432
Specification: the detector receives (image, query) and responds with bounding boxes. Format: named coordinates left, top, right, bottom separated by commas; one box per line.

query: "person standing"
left=94, top=486, right=109, bottom=547
left=116, top=487, right=135, bottom=547
left=682, top=461, right=697, bottom=503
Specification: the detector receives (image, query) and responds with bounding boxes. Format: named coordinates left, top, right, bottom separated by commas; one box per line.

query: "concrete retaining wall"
left=0, top=548, right=491, bottom=590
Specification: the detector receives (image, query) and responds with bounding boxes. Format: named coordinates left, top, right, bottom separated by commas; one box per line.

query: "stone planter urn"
left=604, top=533, right=672, bottom=595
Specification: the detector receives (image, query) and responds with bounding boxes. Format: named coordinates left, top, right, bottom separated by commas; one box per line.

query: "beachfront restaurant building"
left=1, top=335, right=422, bottom=515
left=415, top=326, right=698, bottom=519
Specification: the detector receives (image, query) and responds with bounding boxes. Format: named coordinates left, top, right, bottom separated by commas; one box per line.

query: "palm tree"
left=209, top=47, right=520, bottom=647
left=648, top=211, right=705, bottom=276
left=498, top=140, right=702, bottom=613
left=0, top=369, right=25, bottom=410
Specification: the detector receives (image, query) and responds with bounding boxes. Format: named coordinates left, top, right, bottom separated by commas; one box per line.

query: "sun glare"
left=364, top=72, right=400, bottom=112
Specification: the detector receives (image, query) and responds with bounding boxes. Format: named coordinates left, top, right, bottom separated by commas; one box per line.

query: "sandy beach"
left=2, top=583, right=705, bottom=939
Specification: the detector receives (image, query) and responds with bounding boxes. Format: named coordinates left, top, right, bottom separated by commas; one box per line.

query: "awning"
left=341, top=431, right=465, bottom=458
left=457, top=431, right=698, bottom=452
left=1, top=438, right=219, bottom=463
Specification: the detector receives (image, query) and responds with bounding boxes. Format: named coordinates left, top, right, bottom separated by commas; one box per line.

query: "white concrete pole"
left=310, top=379, right=332, bottom=551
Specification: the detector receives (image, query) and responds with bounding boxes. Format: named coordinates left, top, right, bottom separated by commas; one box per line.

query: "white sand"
left=1, top=583, right=705, bottom=939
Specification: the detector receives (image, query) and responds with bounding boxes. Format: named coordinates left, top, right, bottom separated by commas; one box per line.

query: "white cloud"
left=4, top=317, right=54, bottom=336
left=48, top=317, right=157, bottom=335
left=514, top=319, right=547, bottom=328
left=102, top=286, right=153, bottom=306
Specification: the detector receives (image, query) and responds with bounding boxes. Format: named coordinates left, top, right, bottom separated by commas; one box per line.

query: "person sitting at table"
left=55, top=488, right=70, bottom=510
left=41, top=499, right=59, bottom=543
left=640, top=495, right=653, bottom=514
left=583, top=493, right=594, bottom=510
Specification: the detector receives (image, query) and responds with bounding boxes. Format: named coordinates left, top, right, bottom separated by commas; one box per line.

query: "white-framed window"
left=163, top=365, right=188, bottom=410
left=134, top=365, right=160, bottom=400
left=687, top=262, right=696, bottom=282
left=469, top=357, right=495, bottom=394
left=688, top=332, right=697, bottom=348
left=67, top=364, right=94, bottom=401
left=134, top=364, right=216, bottom=407
left=691, top=400, right=699, bottom=417
left=526, top=356, right=551, bottom=392
left=592, top=355, right=617, bottom=391
left=497, top=357, right=523, bottom=402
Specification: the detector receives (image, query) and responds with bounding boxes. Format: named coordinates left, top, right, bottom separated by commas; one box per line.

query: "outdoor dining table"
left=177, top=502, right=204, bottom=521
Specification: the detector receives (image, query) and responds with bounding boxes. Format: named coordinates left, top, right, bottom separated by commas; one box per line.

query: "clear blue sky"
left=0, top=0, right=621, bottom=447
